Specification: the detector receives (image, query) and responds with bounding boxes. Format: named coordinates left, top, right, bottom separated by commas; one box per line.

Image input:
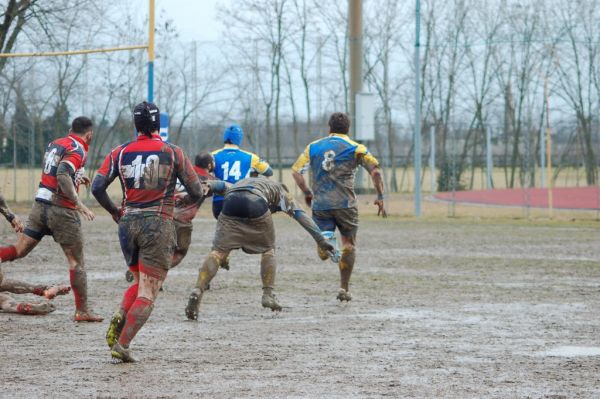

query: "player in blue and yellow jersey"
left=292, top=112, right=386, bottom=302
left=211, top=124, right=272, bottom=219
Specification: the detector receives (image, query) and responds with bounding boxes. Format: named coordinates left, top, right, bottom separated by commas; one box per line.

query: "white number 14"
left=221, top=160, right=242, bottom=180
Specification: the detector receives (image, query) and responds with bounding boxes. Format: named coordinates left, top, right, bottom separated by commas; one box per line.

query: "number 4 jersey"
left=96, top=133, right=201, bottom=218
left=37, top=133, right=88, bottom=209
left=292, top=133, right=380, bottom=211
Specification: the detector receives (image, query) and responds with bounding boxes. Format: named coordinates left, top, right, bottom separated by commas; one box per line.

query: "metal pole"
left=148, top=0, right=155, bottom=102
left=349, top=0, right=363, bottom=135
left=545, top=78, right=553, bottom=218
left=486, top=126, right=493, bottom=189
left=12, top=123, right=16, bottom=202
left=414, top=0, right=422, bottom=216
left=429, top=125, right=435, bottom=193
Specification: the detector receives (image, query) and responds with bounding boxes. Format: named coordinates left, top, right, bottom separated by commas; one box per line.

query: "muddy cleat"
left=17, top=301, right=56, bottom=315
left=111, top=342, right=136, bottom=363
left=185, top=289, right=201, bottom=320
left=106, top=310, right=126, bottom=348
left=336, top=288, right=352, bottom=302
left=261, top=293, right=282, bottom=312
left=74, top=310, right=104, bottom=322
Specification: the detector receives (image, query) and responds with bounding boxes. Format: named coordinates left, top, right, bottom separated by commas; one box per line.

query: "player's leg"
left=0, top=201, right=48, bottom=263
left=171, top=221, right=192, bottom=268
left=333, top=208, right=359, bottom=302
left=107, top=217, right=141, bottom=348
left=60, top=242, right=102, bottom=321
left=0, top=278, right=70, bottom=299
left=311, top=211, right=336, bottom=261
left=111, top=215, right=174, bottom=362
left=212, top=200, right=223, bottom=220
left=112, top=265, right=165, bottom=363
left=48, top=205, right=102, bottom=322
left=185, top=249, right=229, bottom=320
left=260, top=249, right=281, bottom=311
left=0, top=292, right=55, bottom=315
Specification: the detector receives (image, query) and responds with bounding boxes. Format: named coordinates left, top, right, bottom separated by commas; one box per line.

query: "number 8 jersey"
left=292, top=133, right=380, bottom=211
left=211, top=144, right=271, bottom=203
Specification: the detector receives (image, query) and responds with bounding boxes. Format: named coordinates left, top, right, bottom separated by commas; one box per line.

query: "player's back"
left=212, top=147, right=254, bottom=200
left=107, top=134, right=185, bottom=217
left=37, top=135, right=87, bottom=208
left=306, top=134, right=367, bottom=210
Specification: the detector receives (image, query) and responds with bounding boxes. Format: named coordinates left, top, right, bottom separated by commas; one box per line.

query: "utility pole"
left=349, top=0, right=363, bottom=138
left=414, top=0, right=422, bottom=216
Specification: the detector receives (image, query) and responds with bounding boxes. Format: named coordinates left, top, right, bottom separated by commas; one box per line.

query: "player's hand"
left=80, top=176, right=91, bottom=187
left=10, top=217, right=24, bottom=233
left=78, top=204, right=95, bottom=221
left=201, top=181, right=211, bottom=196
left=317, top=239, right=334, bottom=254
left=303, top=190, right=313, bottom=207
left=111, top=208, right=123, bottom=224
left=374, top=198, right=387, bottom=218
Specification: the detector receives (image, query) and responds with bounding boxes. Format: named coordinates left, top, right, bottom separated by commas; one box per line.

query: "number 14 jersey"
left=211, top=144, right=270, bottom=202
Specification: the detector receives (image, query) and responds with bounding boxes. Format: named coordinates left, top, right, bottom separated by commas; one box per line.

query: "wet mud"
left=0, top=214, right=599, bottom=398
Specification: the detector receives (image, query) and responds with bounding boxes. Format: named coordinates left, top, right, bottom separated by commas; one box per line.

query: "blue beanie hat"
left=223, top=124, right=244, bottom=146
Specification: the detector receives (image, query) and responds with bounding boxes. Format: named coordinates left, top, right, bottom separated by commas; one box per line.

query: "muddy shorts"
left=24, top=201, right=83, bottom=246
left=174, top=219, right=193, bottom=252
left=118, top=213, right=176, bottom=279
left=212, top=211, right=274, bottom=255
left=312, top=207, right=359, bottom=241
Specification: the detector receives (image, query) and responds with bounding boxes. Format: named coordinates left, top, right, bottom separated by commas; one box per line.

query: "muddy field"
left=0, top=207, right=599, bottom=398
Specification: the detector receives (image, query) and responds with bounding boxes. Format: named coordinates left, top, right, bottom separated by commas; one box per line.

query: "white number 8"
left=321, top=150, right=336, bottom=171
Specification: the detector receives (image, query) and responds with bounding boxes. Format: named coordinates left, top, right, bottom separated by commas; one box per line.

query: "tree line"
left=0, top=0, right=598, bottom=192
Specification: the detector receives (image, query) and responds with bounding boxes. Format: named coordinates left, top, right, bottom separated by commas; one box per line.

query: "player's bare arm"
left=56, top=162, right=95, bottom=221
left=291, top=208, right=334, bottom=255
left=291, top=170, right=313, bottom=207
left=91, top=174, right=121, bottom=223
left=0, top=192, right=23, bottom=233
left=369, top=166, right=386, bottom=218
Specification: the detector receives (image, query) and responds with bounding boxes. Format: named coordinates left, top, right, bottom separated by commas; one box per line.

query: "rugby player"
left=0, top=192, right=70, bottom=315
left=211, top=124, right=272, bottom=219
left=0, top=117, right=102, bottom=321
left=291, top=112, right=386, bottom=302
left=184, top=176, right=334, bottom=320
left=92, top=101, right=221, bottom=362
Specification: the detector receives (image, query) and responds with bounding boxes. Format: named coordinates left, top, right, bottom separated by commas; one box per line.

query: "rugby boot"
left=111, top=342, right=136, bottom=363
left=185, top=288, right=202, bottom=320
left=261, top=292, right=282, bottom=311
left=74, top=310, right=104, bottom=322
left=336, top=288, right=352, bottom=302
left=106, top=310, right=126, bottom=348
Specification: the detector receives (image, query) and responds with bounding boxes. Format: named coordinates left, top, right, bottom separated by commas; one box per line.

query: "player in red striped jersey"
left=92, top=101, right=221, bottom=362
left=0, top=117, right=102, bottom=322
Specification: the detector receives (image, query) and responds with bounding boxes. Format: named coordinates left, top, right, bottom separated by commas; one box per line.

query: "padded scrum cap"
left=223, top=124, right=244, bottom=146
left=133, top=101, right=160, bottom=134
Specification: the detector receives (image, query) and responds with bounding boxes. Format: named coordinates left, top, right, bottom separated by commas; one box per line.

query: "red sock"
left=16, top=303, right=31, bottom=314
left=0, top=245, right=17, bottom=262
left=118, top=297, right=154, bottom=348
left=32, top=286, right=46, bottom=296
left=69, top=269, right=84, bottom=310
left=120, top=283, right=139, bottom=313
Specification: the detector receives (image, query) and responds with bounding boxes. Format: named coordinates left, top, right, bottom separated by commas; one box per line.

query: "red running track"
left=433, top=186, right=600, bottom=210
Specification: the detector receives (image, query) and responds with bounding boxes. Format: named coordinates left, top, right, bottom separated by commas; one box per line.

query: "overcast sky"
left=157, top=0, right=228, bottom=42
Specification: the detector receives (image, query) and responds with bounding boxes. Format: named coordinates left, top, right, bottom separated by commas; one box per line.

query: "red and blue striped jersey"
left=36, top=134, right=88, bottom=209
left=96, top=133, right=201, bottom=218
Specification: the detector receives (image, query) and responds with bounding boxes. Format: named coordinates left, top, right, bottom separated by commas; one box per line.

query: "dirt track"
left=0, top=212, right=599, bottom=398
